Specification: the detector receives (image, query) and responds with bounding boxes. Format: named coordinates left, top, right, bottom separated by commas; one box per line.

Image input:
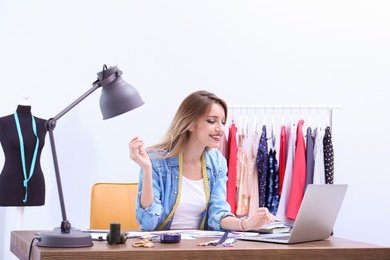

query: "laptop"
left=237, top=184, right=348, bottom=244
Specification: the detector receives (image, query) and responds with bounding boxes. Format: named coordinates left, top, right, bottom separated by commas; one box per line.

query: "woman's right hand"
left=129, top=136, right=152, bottom=169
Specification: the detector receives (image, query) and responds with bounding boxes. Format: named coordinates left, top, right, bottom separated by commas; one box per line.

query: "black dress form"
left=0, top=105, right=47, bottom=206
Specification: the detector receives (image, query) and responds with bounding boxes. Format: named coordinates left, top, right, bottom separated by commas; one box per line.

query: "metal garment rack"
left=227, top=105, right=341, bottom=132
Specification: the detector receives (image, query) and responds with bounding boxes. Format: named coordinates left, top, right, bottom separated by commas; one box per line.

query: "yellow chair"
left=90, top=182, right=139, bottom=230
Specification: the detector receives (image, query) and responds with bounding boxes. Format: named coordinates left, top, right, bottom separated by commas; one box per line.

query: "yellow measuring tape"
left=158, top=152, right=210, bottom=230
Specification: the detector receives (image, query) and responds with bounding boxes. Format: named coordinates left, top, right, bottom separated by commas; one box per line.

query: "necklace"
left=14, top=112, right=40, bottom=203
left=158, top=152, right=210, bottom=230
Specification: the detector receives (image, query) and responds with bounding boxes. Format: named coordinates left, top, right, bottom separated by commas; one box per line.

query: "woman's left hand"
left=244, top=208, right=276, bottom=231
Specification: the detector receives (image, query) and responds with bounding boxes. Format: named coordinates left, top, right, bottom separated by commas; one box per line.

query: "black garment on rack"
left=266, top=149, right=279, bottom=215
left=256, top=125, right=268, bottom=208
left=0, top=105, right=47, bottom=206
left=323, top=126, right=334, bottom=184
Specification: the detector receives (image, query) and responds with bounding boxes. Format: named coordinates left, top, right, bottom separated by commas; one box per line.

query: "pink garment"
left=286, top=119, right=306, bottom=220
left=278, top=125, right=287, bottom=195
left=275, top=120, right=295, bottom=226
left=226, top=123, right=237, bottom=213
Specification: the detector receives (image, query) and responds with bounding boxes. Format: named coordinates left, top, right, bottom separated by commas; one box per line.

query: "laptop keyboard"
left=266, top=235, right=290, bottom=240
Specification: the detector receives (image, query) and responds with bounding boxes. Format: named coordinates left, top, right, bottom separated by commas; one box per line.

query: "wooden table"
left=10, top=230, right=390, bottom=260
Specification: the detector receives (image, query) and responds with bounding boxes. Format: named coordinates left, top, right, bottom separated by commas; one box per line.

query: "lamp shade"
left=97, top=65, right=144, bottom=120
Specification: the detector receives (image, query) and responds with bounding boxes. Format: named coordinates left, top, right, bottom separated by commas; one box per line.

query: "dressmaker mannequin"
left=0, top=93, right=47, bottom=207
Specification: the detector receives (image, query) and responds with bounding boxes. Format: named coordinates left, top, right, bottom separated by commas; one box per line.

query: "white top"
left=170, top=176, right=206, bottom=229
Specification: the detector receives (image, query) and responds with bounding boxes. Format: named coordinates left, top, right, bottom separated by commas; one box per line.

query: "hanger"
left=230, top=109, right=235, bottom=124
left=253, top=107, right=258, bottom=133
left=316, top=107, right=321, bottom=130
left=239, top=107, right=243, bottom=135
left=244, top=109, right=248, bottom=137
left=271, top=109, right=276, bottom=148
left=298, top=105, right=303, bottom=120
left=244, top=111, right=249, bottom=151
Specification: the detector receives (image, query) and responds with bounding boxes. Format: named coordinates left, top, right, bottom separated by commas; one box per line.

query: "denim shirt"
left=135, top=148, right=235, bottom=231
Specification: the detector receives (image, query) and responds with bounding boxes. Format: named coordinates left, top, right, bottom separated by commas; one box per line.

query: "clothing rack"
left=227, top=105, right=341, bottom=132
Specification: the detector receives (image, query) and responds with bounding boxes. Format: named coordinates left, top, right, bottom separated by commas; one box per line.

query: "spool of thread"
left=108, top=222, right=121, bottom=244
left=160, top=233, right=181, bottom=243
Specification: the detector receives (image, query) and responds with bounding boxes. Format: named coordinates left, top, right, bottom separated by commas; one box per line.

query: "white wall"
left=1, top=1, right=389, bottom=259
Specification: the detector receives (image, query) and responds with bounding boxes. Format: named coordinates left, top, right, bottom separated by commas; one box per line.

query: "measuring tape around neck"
left=158, top=152, right=210, bottom=230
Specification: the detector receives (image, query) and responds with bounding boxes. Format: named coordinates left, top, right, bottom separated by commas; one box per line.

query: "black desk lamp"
left=36, top=64, right=144, bottom=247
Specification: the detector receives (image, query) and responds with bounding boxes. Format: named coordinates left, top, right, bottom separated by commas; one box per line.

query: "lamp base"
left=36, top=227, right=93, bottom=247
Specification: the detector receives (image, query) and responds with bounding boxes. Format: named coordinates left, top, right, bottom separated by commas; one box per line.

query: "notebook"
left=237, top=184, right=348, bottom=244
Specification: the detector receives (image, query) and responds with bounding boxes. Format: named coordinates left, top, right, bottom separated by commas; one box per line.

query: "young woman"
left=129, top=90, right=275, bottom=231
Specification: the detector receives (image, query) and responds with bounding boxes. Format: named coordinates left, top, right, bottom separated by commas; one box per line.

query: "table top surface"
left=11, top=230, right=390, bottom=260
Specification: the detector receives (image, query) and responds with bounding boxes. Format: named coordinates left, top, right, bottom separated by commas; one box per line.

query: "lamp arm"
left=45, top=80, right=101, bottom=234
left=48, top=80, right=101, bottom=125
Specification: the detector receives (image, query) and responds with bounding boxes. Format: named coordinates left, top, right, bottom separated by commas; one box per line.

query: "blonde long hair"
left=147, top=90, right=227, bottom=158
